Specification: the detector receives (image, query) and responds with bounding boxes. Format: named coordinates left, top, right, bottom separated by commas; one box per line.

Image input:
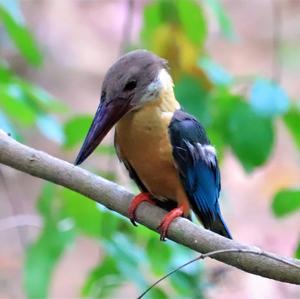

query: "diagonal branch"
left=0, top=129, right=299, bottom=284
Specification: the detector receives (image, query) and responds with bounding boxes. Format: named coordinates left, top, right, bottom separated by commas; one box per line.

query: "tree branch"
left=0, top=130, right=299, bottom=285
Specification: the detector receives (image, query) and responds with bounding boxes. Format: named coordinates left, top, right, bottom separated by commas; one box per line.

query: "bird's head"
left=75, top=49, right=172, bottom=165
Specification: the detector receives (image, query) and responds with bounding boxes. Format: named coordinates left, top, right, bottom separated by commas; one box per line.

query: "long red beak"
left=75, top=99, right=130, bottom=165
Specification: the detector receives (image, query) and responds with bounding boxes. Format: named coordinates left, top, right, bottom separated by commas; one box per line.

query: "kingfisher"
left=75, top=49, right=232, bottom=240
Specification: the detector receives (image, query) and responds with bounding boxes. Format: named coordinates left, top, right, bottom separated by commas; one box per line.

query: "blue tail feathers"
left=210, top=212, right=232, bottom=239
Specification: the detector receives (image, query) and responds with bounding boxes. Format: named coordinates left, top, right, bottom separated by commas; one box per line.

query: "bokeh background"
left=1, top=0, right=300, bottom=298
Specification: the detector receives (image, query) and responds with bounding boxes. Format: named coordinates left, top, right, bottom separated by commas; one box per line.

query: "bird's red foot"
left=157, top=206, right=184, bottom=241
left=129, top=192, right=155, bottom=226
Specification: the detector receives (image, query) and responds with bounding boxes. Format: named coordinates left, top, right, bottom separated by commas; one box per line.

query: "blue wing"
left=169, top=110, right=232, bottom=239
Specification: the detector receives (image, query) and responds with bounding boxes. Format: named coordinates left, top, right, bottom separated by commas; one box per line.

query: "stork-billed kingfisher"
left=75, top=49, right=232, bottom=240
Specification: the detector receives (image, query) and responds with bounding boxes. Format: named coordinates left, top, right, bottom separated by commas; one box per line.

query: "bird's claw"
left=130, top=217, right=138, bottom=227
left=128, top=192, right=154, bottom=226
left=157, top=206, right=184, bottom=241
left=157, top=222, right=168, bottom=241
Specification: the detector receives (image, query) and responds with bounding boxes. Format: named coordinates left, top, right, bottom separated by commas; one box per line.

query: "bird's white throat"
left=139, top=68, right=175, bottom=105
left=148, top=68, right=174, bottom=94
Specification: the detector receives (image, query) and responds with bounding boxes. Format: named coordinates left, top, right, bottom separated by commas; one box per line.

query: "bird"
left=75, top=49, right=232, bottom=241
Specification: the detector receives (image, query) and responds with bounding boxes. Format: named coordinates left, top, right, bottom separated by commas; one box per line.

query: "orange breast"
left=115, top=94, right=190, bottom=215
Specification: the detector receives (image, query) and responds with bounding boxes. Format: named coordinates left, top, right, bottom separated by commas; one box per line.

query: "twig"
left=0, top=130, right=300, bottom=285
left=138, top=248, right=300, bottom=298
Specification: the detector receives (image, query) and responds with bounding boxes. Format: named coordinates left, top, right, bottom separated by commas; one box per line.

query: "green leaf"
left=0, top=0, right=24, bottom=24
left=0, top=84, right=36, bottom=126
left=0, top=4, right=43, bottom=66
left=142, top=0, right=207, bottom=47
left=177, top=0, right=207, bottom=46
left=159, top=0, right=179, bottom=24
left=0, top=61, right=12, bottom=82
left=165, top=244, right=205, bottom=298
left=228, top=101, right=274, bottom=172
left=16, top=81, right=68, bottom=114
left=208, top=88, right=239, bottom=120
left=170, top=271, right=204, bottom=298
left=103, top=235, right=147, bottom=288
left=206, top=88, right=240, bottom=139
left=60, top=188, right=103, bottom=237
left=206, top=127, right=226, bottom=160
left=142, top=0, right=162, bottom=44
left=98, top=210, right=122, bottom=239
left=295, top=241, right=300, bottom=259
left=146, top=237, right=172, bottom=275
left=63, top=115, right=93, bottom=149
left=64, top=115, right=115, bottom=154
left=250, top=79, right=289, bottom=117
left=24, top=184, right=75, bottom=299
left=82, top=256, right=121, bottom=299
left=175, top=75, right=210, bottom=125
left=204, top=0, right=235, bottom=40
left=272, top=189, right=300, bottom=217
left=283, top=106, right=300, bottom=149
left=24, top=224, right=75, bottom=299
left=0, top=69, right=67, bottom=120
left=36, top=183, right=56, bottom=219
left=148, top=288, right=169, bottom=299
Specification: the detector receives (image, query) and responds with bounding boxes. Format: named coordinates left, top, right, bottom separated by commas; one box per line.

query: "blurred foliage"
left=272, top=189, right=300, bottom=218
left=0, top=0, right=299, bottom=298
left=26, top=185, right=205, bottom=299
left=283, top=105, right=300, bottom=149
left=0, top=0, right=42, bottom=66
left=0, top=1, right=66, bottom=144
left=63, top=115, right=94, bottom=149
left=272, top=186, right=300, bottom=258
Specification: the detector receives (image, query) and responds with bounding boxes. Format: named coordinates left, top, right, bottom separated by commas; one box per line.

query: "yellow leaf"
left=149, top=24, right=199, bottom=78
left=147, top=24, right=211, bottom=90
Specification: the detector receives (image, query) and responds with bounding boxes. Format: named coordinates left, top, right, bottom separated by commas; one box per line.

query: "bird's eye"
left=123, top=80, right=137, bottom=91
